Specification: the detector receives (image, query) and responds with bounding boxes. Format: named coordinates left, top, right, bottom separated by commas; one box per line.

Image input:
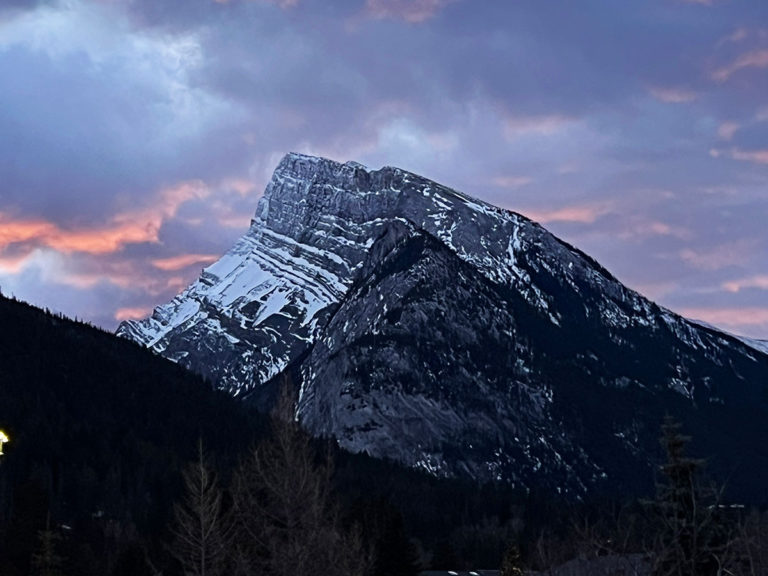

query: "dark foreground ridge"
left=0, top=293, right=256, bottom=574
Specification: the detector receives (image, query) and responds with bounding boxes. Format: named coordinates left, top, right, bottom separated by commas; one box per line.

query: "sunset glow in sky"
left=0, top=0, right=766, bottom=338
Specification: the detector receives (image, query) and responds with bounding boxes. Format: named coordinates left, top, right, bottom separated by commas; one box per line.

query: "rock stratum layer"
left=119, top=153, right=768, bottom=498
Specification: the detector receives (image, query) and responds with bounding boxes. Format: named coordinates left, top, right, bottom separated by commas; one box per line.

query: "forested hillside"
left=0, top=294, right=259, bottom=574
left=0, top=295, right=528, bottom=574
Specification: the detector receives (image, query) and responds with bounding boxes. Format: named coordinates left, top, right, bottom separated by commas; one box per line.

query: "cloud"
left=717, top=122, right=740, bottom=140
left=115, top=306, right=153, bottom=322
left=365, top=0, right=456, bottom=23
left=678, top=307, right=768, bottom=330
left=0, top=0, right=765, bottom=341
left=649, top=86, right=698, bottom=103
left=151, top=254, right=219, bottom=271
left=723, top=275, right=768, bottom=293
left=712, top=147, right=768, bottom=164
left=617, top=220, right=691, bottom=241
left=0, top=180, right=208, bottom=258
left=730, top=148, right=768, bottom=164
left=0, top=215, right=153, bottom=256
left=491, top=176, right=533, bottom=189
left=712, top=49, right=768, bottom=82
left=679, top=243, right=753, bottom=271
left=0, top=1, right=242, bottom=223
left=0, top=252, right=33, bottom=274
left=717, top=27, right=749, bottom=47
left=504, top=115, right=576, bottom=139
left=521, top=204, right=611, bottom=225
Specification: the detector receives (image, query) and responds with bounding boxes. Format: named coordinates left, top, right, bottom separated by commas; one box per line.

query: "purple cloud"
left=0, top=0, right=766, bottom=338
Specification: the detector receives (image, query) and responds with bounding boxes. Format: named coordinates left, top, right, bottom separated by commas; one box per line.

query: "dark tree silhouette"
left=232, top=385, right=368, bottom=576
left=500, top=540, right=524, bottom=576
left=652, top=417, right=730, bottom=576
left=31, top=514, right=64, bottom=576
left=169, top=439, right=232, bottom=576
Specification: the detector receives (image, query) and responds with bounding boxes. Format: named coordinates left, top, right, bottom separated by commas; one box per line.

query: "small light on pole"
left=0, top=431, right=9, bottom=455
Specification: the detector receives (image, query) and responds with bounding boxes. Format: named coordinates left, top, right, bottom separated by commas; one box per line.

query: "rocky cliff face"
left=119, top=153, right=768, bottom=497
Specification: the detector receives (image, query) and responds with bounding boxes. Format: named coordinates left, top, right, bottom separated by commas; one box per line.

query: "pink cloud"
left=0, top=252, right=34, bottom=274
left=617, top=220, right=690, bottom=241
left=0, top=215, right=153, bottom=255
left=717, top=27, right=749, bottom=47
left=0, top=219, right=58, bottom=248
left=151, top=254, right=219, bottom=271
left=504, top=114, right=575, bottom=138
left=223, top=178, right=257, bottom=197
left=648, top=222, right=674, bottom=235
left=678, top=307, right=768, bottom=329
left=649, top=86, right=698, bottom=103
left=717, top=122, right=740, bottom=141
left=731, top=148, right=768, bottom=164
left=0, top=181, right=210, bottom=256
left=712, top=49, right=768, bottom=82
left=679, top=242, right=754, bottom=271
left=47, top=254, right=202, bottom=296
left=365, top=0, right=456, bottom=23
left=723, top=275, right=768, bottom=293
left=709, top=147, right=768, bottom=165
left=115, top=307, right=153, bottom=322
left=522, top=204, right=610, bottom=225
left=0, top=174, right=262, bottom=328
left=492, top=176, right=533, bottom=189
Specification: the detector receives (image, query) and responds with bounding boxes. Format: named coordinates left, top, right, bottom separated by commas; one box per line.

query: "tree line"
left=12, top=390, right=768, bottom=576
left=504, top=416, right=768, bottom=576
left=166, top=387, right=370, bottom=576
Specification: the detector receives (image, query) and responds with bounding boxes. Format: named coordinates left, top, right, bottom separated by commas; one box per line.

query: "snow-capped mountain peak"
left=119, top=153, right=768, bottom=497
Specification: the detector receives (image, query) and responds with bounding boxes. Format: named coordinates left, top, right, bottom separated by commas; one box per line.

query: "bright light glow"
left=0, top=430, right=9, bottom=455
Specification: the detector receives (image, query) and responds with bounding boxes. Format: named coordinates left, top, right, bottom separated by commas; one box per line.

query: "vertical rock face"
left=119, top=155, right=388, bottom=393
left=119, top=153, right=768, bottom=497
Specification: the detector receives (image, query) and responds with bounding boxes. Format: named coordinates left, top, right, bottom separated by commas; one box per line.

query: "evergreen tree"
left=169, top=439, right=232, bottom=576
left=232, top=384, right=368, bottom=576
left=31, top=514, right=64, bottom=576
left=651, top=416, right=728, bottom=576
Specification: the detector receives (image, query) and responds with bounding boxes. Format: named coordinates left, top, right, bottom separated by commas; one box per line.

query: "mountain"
left=118, top=153, right=768, bottom=499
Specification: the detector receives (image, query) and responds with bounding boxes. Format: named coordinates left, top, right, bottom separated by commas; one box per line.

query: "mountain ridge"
left=118, top=152, right=768, bottom=499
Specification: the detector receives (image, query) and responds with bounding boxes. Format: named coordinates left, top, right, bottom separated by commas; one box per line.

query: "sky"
left=0, top=0, right=766, bottom=338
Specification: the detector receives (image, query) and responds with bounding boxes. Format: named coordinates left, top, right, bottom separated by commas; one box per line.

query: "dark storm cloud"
left=0, top=5, right=248, bottom=225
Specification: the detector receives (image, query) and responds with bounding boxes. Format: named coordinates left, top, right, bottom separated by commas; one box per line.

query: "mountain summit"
left=118, top=153, right=768, bottom=497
